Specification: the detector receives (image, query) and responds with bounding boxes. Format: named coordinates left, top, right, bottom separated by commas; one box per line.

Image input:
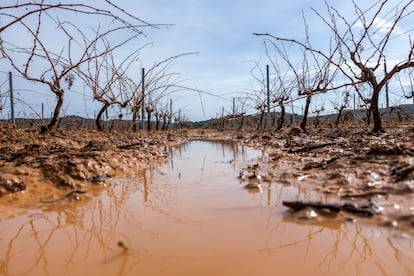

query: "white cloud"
left=355, top=17, right=405, bottom=37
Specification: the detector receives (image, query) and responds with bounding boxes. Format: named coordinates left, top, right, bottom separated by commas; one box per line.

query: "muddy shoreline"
left=1, top=124, right=413, bottom=235
left=0, top=126, right=190, bottom=216
left=235, top=125, right=414, bottom=236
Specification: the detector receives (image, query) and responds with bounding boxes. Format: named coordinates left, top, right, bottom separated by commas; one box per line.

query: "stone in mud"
left=88, top=172, right=112, bottom=184
left=295, top=208, right=321, bottom=221
left=68, top=162, right=89, bottom=181
left=108, top=157, right=122, bottom=169
left=0, top=173, right=26, bottom=195
left=391, top=161, right=414, bottom=182
left=51, top=174, right=82, bottom=190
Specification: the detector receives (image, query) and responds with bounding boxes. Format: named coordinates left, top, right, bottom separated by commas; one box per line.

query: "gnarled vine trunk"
left=42, top=89, right=64, bottom=133
left=370, top=88, right=382, bottom=132
left=96, top=103, right=110, bottom=131
left=300, top=94, right=312, bottom=131
left=276, top=103, right=285, bottom=132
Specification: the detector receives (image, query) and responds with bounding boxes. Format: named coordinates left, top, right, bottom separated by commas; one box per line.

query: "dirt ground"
left=0, top=123, right=413, bottom=235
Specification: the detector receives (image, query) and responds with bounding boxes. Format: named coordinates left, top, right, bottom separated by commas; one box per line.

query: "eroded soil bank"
left=0, top=125, right=189, bottom=215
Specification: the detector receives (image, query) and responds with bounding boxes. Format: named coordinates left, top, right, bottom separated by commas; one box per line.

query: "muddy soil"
left=0, top=125, right=188, bottom=216
left=233, top=124, right=414, bottom=236
left=0, top=123, right=413, bottom=236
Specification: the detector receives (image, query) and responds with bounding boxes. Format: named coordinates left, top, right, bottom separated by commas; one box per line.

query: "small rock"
left=0, top=173, right=25, bottom=194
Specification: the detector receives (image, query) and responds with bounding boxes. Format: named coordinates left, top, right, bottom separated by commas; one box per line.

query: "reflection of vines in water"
left=4, top=140, right=410, bottom=275
left=215, top=141, right=261, bottom=167
left=0, top=141, right=260, bottom=274
left=30, top=217, right=56, bottom=274
left=262, top=192, right=330, bottom=256
left=0, top=214, right=65, bottom=275
left=173, top=140, right=260, bottom=168
left=386, top=238, right=414, bottom=275
left=1, top=223, right=27, bottom=275
left=258, top=171, right=331, bottom=262
left=170, top=142, right=189, bottom=161
left=211, top=140, right=242, bottom=163
left=272, top=219, right=411, bottom=274
left=0, top=174, right=153, bottom=275
left=262, top=211, right=413, bottom=274
left=139, top=166, right=202, bottom=225
left=258, top=180, right=414, bottom=275
left=141, top=141, right=263, bottom=225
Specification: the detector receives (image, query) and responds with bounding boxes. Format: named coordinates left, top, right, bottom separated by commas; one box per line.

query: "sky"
left=1, top=0, right=414, bottom=122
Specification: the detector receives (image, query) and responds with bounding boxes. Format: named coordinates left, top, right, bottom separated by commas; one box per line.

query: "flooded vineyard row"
left=0, top=140, right=413, bottom=275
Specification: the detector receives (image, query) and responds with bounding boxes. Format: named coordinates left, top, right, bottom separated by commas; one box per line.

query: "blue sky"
left=1, top=1, right=413, bottom=122
left=133, top=0, right=315, bottom=120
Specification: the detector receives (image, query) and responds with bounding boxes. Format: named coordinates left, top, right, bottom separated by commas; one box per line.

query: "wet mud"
left=234, top=125, right=414, bottom=236
left=0, top=124, right=413, bottom=275
left=0, top=125, right=187, bottom=216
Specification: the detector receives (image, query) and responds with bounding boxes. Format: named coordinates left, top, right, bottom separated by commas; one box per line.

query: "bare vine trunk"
left=162, top=116, right=167, bottom=131
left=371, top=89, right=382, bottom=132
left=300, top=94, right=312, bottom=131
left=147, top=111, right=152, bottom=131
left=257, top=110, right=265, bottom=130
left=239, top=116, right=244, bottom=130
left=42, top=92, right=64, bottom=133
left=132, top=108, right=138, bottom=132
left=276, top=103, right=285, bottom=132
left=96, top=103, right=110, bottom=131
left=335, top=107, right=345, bottom=127
left=155, top=114, right=160, bottom=130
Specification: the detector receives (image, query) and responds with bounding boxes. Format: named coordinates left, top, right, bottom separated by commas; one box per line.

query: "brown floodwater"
left=0, top=140, right=413, bottom=276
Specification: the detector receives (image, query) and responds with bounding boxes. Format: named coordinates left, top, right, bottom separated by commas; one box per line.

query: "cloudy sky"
left=126, top=0, right=340, bottom=120
left=1, top=0, right=413, bottom=121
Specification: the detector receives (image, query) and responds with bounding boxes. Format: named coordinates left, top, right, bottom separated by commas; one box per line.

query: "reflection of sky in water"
left=0, top=141, right=413, bottom=276
left=139, top=141, right=265, bottom=218
left=167, top=141, right=260, bottom=184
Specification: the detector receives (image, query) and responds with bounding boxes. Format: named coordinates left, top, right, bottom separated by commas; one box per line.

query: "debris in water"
left=282, top=200, right=378, bottom=218
left=117, top=241, right=129, bottom=251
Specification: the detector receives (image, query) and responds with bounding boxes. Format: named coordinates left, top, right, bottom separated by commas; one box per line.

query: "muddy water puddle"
left=1, top=140, right=413, bottom=275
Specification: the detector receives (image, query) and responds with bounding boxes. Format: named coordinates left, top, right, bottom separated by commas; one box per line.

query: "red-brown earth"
left=0, top=124, right=413, bottom=234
